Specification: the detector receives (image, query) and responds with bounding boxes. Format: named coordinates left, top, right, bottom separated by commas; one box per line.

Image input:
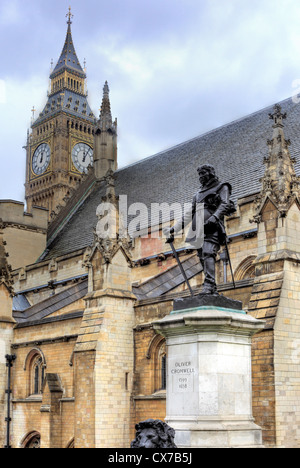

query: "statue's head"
left=197, top=164, right=218, bottom=186
left=130, top=419, right=177, bottom=448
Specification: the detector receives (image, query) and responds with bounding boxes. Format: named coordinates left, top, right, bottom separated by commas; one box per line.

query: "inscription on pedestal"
left=170, top=358, right=197, bottom=393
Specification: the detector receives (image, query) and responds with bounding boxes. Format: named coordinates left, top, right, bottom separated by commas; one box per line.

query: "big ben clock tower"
left=25, top=8, right=95, bottom=218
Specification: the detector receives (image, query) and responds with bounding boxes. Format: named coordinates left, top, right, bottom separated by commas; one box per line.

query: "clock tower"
left=25, top=9, right=95, bottom=218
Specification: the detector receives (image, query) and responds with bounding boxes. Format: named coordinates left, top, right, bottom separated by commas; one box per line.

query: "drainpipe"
left=4, top=354, right=16, bottom=449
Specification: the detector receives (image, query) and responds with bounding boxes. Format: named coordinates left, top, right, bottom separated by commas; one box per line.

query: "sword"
left=166, top=237, right=194, bottom=297
left=224, top=236, right=236, bottom=289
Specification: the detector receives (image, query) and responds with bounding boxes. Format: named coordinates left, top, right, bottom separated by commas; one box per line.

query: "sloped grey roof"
left=33, top=89, right=95, bottom=126
left=42, top=95, right=300, bottom=261
left=133, top=254, right=202, bottom=300
left=12, top=294, right=31, bottom=312
left=13, top=281, right=88, bottom=324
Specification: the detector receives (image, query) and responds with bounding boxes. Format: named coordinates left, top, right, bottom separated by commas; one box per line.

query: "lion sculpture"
left=131, top=419, right=177, bottom=448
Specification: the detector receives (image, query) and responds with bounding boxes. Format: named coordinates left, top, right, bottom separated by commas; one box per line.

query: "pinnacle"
left=99, top=81, right=113, bottom=129
left=254, top=105, right=300, bottom=216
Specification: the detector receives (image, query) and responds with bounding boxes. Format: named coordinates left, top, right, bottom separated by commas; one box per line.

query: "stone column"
left=153, top=305, right=264, bottom=448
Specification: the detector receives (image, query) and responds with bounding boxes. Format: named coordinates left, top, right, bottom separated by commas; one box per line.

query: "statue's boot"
left=201, top=256, right=218, bottom=295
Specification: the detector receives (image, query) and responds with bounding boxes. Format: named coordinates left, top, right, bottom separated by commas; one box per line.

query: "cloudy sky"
left=1, top=0, right=300, bottom=202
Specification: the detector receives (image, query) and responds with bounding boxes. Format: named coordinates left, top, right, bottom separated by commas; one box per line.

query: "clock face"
left=72, top=143, right=93, bottom=173
left=32, top=143, right=51, bottom=175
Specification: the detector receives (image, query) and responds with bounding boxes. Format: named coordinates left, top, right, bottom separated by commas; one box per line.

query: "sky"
left=1, top=0, right=300, bottom=202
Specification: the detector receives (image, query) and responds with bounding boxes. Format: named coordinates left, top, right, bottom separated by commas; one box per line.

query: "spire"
left=66, top=5, right=73, bottom=25
left=50, top=8, right=85, bottom=79
left=253, top=104, right=300, bottom=219
left=93, top=81, right=118, bottom=179
left=99, top=81, right=113, bottom=131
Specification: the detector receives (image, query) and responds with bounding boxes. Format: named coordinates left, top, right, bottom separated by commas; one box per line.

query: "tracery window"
left=24, top=349, right=46, bottom=397
left=146, top=334, right=167, bottom=393
left=32, top=356, right=44, bottom=395
left=157, top=344, right=166, bottom=391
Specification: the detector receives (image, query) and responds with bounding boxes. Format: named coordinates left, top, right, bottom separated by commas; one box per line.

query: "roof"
left=133, top=254, right=202, bottom=300
left=13, top=281, right=88, bottom=325
left=33, top=88, right=95, bottom=126
left=13, top=294, right=31, bottom=312
left=50, top=22, right=86, bottom=78
left=42, top=95, right=300, bottom=261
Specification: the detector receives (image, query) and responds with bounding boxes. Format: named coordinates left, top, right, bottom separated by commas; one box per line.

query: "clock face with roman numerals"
left=72, top=143, right=93, bottom=173
left=32, top=143, right=51, bottom=175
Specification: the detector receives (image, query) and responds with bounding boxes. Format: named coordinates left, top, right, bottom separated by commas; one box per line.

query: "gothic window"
left=24, top=349, right=46, bottom=397
left=32, top=355, right=44, bottom=395
left=234, top=255, right=256, bottom=281
left=156, top=344, right=166, bottom=391
left=146, top=334, right=167, bottom=393
left=22, top=431, right=41, bottom=449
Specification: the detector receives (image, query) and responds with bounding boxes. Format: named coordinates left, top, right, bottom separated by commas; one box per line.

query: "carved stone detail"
left=251, top=105, right=300, bottom=223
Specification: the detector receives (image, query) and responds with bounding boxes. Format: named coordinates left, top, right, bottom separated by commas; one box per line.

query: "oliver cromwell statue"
left=165, top=164, right=235, bottom=295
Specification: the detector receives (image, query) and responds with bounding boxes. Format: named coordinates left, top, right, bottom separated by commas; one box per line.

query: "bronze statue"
left=165, top=164, right=235, bottom=295
left=131, top=419, right=177, bottom=448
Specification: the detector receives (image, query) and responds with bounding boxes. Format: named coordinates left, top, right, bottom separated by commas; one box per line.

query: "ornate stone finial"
left=269, top=104, right=287, bottom=128
left=103, top=81, right=109, bottom=97
left=99, top=81, right=115, bottom=132
left=66, top=6, right=73, bottom=25
left=251, top=106, right=300, bottom=223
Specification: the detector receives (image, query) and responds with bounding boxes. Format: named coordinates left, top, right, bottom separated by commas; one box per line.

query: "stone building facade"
left=2, top=13, right=300, bottom=448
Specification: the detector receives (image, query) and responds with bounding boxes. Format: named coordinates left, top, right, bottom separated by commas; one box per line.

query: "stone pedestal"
left=153, top=305, right=265, bottom=448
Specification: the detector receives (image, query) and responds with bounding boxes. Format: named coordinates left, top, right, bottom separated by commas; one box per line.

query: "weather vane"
left=66, top=6, right=74, bottom=24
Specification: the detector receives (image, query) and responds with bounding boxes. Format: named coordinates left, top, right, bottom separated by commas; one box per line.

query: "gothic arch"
left=23, top=347, right=47, bottom=370
left=20, top=431, right=41, bottom=448
left=66, top=438, right=75, bottom=448
left=146, top=334, right=166, bottom=393
left=234, top=255, right=256, bottom=281
left=24, top=348, right=47, bottom=397
left=146, top=333, right=164, bottom=360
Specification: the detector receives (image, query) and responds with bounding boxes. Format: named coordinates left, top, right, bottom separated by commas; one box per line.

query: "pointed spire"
left=253, top=104, right=300, bottom=218
left=99, top=81, right=113, bottom=130
left=50, top=8, right=85, bottom=79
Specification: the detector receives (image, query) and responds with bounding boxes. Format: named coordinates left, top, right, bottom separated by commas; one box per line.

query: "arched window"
left=146, top=334, right=167, bottom=393
left=21, top=431, right=41, bottom=448
left=156, top=344, right=166, bottom=391
left=234, top=255, right=256, bottom=281
left=32, top=356, right=44, bottom=394
left=24, top=349, right=46, bottom=397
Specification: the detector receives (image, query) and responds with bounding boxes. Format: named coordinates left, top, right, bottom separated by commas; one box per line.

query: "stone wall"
left=0, top=201, right=48, bottom=270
